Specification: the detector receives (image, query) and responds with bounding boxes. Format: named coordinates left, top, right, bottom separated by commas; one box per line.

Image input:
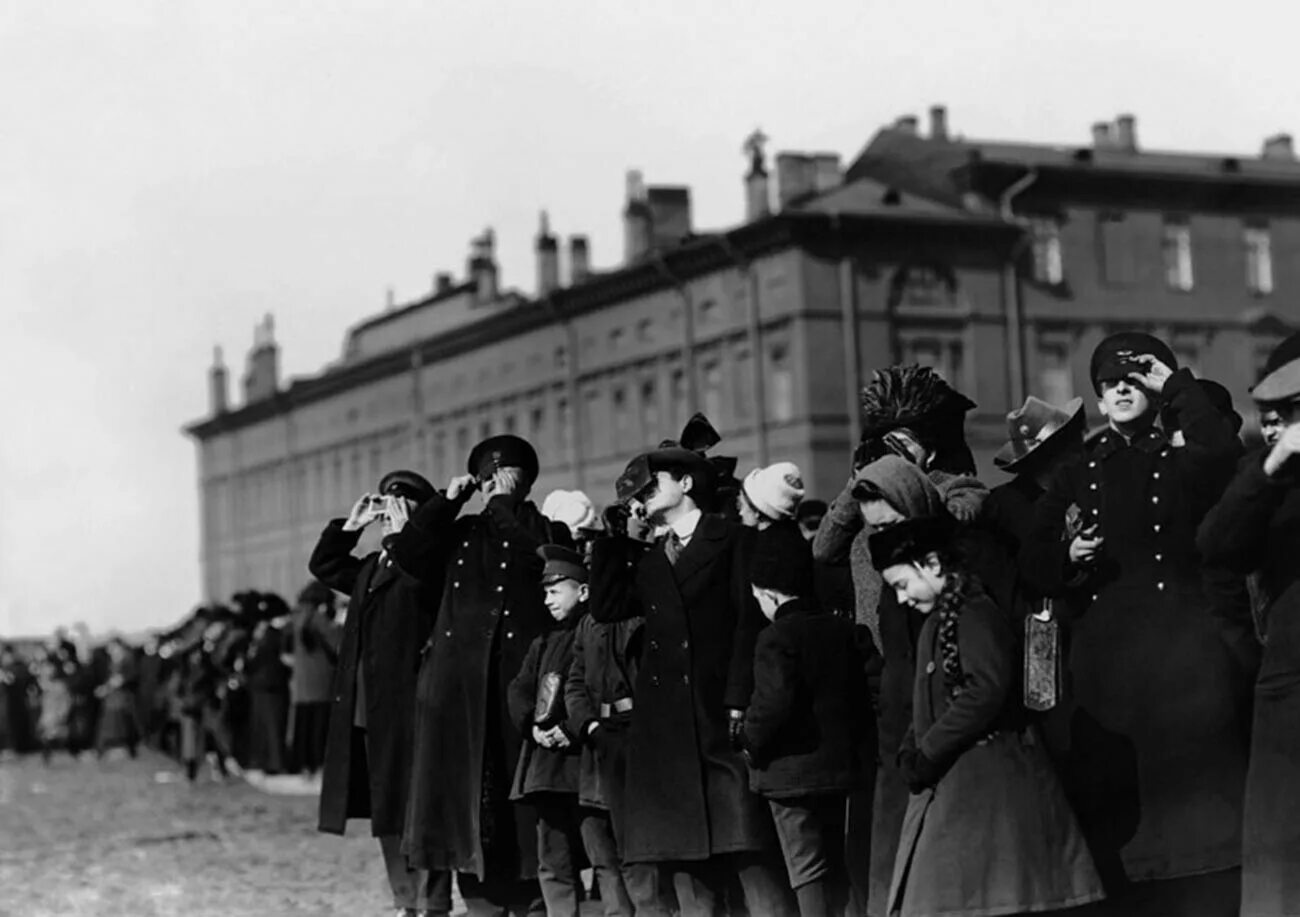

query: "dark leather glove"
left=900, top=749, right=943, bottom=793
left=601, top=503, right=631, bottom=538
left=585, top=721, right=617, bottom=757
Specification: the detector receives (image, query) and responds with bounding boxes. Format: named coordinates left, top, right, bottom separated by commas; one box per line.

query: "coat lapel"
left=671, top=514, right=728, bottom=586
left=364, top=552, right=399, bottom=595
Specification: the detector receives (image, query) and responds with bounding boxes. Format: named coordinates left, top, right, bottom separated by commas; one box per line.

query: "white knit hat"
left=741, top=462, right=805, bottom=521
left=541, top=489, right=600, bottom=539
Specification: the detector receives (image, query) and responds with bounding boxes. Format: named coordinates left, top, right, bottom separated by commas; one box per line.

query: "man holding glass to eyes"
left=391, top=435, right=570, bottom=917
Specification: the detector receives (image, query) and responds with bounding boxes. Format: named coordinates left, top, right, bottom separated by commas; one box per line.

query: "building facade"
left=186, top=111, right=1300, bottom=604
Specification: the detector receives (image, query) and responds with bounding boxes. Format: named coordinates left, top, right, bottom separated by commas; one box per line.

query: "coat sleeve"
left=917, top=600, right=1014, bottom=765
left=307, top=520, right=365, bottom=596
left=1019, top=462, right=1084, bottom=599
left=387, top=490, right=472, bottom=583
left=1197, top=452, right=1285, bottom=573
left=726, top=526, right=764, bottom=710
left=742, top=627, right=797, bottom=763
left=508, top=636, right=544, bottom=736
left=812, top=480, right=862, bottom=565
left=1166, top=368, right=1240, bottom=509
left=589, top=536, right=648, bottom=624
left=565, top=617, right=598, bottom=738
left=936, top=474, right=989, bottom=523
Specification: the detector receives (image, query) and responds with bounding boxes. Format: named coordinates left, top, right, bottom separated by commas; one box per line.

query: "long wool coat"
left=1197, top=451, right=1300, bottom=917
left=889, top=588, right=1104, bottom=917
left=396, top=491, right=569, bottom=880
left=1020, top=368, right=1248, bottom=888
left=589, top=514, right=775, bottom=864
left=309, top=521, right=436, bottom=837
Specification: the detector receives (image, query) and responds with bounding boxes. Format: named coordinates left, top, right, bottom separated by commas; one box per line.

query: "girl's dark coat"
left=308, top=521, right=436, bottom=837
left=589, top=514, right=775, bottom=864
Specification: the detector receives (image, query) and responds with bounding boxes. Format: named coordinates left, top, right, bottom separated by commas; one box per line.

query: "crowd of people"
left=0, top=586, right=343, bottom=785
left=5, top=328, right=1298, bottom=917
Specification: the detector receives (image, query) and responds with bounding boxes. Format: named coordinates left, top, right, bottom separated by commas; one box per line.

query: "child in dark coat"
left=741, top=521, right=874, bottom=917
left=508, top=544, right=611, bottom=916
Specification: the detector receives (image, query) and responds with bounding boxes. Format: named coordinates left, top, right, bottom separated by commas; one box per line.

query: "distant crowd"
left=0, top=586, right=342, bottom=783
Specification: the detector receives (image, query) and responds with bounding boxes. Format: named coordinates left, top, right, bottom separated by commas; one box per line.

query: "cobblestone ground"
left=0, top=749, right=406, bottom=917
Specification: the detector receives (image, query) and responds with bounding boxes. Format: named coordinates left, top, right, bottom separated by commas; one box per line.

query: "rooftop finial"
left=743, top=127, right=769, bottom=176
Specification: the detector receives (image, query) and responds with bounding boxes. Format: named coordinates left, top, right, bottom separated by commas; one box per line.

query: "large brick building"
left=185, top=109, right=1300, bottom=603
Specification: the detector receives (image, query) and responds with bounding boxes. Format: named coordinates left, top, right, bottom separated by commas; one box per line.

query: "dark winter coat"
left=244, top=626, right=290, bottom=695
left=742, top=598, right=874, bottom=798
left=564, top=606, right=645, bottom=810
left=589, top=513, right=774, bottom=864
left=888, top=587, right=1104, bottom=917
left=1198, top=450, right=1300, bottom=917
left=1020, top=368, right=1248, bottom=885
left=508, top=612, right=583, bottom=800
left=309, top=521, right=436, bottom=837
left=395, top=491, right=569, bottom=880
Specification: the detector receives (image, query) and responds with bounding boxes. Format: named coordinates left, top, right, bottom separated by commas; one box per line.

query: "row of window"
left=1029, top=216, right=1274, bottom=295
left=210, top=345, right=799, bottom=537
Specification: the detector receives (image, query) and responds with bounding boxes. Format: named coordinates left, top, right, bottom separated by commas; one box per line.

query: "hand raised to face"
left=342, top=493, right=382, bottom=532
left=1125, top=353, right=1174, bottom=395
left=481, top=467, right=522, bottom=499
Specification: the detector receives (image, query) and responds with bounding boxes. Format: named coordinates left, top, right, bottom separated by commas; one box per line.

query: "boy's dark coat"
left=508, top=614, right=583, bottom=799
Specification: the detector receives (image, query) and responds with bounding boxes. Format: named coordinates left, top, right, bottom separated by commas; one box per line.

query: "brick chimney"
left=468, top=228, right=498, bottom=304
left=929, top=105, right=949, bottom=141
left=743, top=128, right=771, bottom=221
left=569, top=235, right=591, bottom=285
left=775, top=153, right=817, bottom=209
left=242, top=314, right=280, bottom=404
left=1262, top=133, right=1295, bottom=161
left=1091, top=122, right=1113, bottom=148
left=1114, top=114, right=1138, bottom=152
left=208, top=345, right=228, bottom=415
left=535, top=211, right=560, bottom=296
left=434, top=272, right=454, bottom=295
left=812, top=153, right=842, bottom=192
left=647, top=186, right=692, bottom=250
left=623, top=170, right=652, bottom=263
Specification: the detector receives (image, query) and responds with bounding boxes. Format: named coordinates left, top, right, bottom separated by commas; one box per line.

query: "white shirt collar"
left=669, top=508, right=703, bottom=543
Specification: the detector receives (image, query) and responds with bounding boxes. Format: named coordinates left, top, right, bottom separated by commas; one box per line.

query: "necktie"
left=665, top=531, right=684, bottom=566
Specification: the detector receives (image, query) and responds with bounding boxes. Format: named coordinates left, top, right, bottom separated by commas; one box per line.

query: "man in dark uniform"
left=590, top=444, right=793, bottom=916
left=309, top=470, right=446, bottom=917
left=1021, top=332, right=1247, bottom=916
left=395, top=435, right=568, bottom=917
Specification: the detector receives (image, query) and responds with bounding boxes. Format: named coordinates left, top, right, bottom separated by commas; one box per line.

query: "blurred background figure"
left=243, top=593, right=293, bottom=778
left=288, top=581, right=340, bottom=781
left=0, top=642, right=36, bottom=757
left=94, top=637, right=141, bottom=759
left=35, top=652, right=73, bottom=763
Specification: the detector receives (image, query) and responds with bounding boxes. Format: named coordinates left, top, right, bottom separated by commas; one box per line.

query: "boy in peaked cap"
left=508, top=546, right=633, bottom=916
left=1020, top=331, right=1248, bottom=912
left=742, top=522, right=873, bottom=917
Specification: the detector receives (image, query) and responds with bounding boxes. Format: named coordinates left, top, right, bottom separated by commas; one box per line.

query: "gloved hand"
left=898, top=748, right=943, bottom=793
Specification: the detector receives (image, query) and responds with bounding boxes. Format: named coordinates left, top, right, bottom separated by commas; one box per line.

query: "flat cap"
left=538, top=544, right=588, bottom=585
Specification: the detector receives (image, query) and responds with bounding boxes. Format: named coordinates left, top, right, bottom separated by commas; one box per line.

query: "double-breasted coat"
left=1198, top=450, right=1300, bottom=917
left=588, top=513, right=774, bottom=864
left=1020, top=368, right=1248, bottom=888
left=395, top=491, right=569, bottom=880
left=309, top=521, right=436, bottom=837
left=888, top=587, right=1104, bottom=917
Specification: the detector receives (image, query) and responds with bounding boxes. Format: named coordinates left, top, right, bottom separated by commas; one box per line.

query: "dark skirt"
left=248, top=690, right=289, bottom=774
left=291, top=701, right=331, bottom=774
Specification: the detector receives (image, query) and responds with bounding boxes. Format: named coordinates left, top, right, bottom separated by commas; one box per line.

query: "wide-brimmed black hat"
left=377, top=469, right=436, bottom=506
left=1251, top=332, right=1300, bottom=403
left=467, top=434, right=540, bottom=487
left=1090, top=332, right=1177, bottom=393
left=994, top=396, right=1086, bottom=473
left=869, top=515, right=956, bottom=571
left=538, top=544, right=588, bottom=586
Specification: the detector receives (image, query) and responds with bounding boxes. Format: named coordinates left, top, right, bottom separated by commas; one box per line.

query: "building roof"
left=848, top=127, right=1300, bottom=208
left=183, top=178, right=1017, bottom=441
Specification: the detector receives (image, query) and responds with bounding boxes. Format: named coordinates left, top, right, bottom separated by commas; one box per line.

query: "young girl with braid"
left=870, top=516, right=1103, bottom=917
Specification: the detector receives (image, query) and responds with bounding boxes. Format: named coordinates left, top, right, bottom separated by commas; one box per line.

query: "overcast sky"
left=2, top=0, right=1296, bottom=636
